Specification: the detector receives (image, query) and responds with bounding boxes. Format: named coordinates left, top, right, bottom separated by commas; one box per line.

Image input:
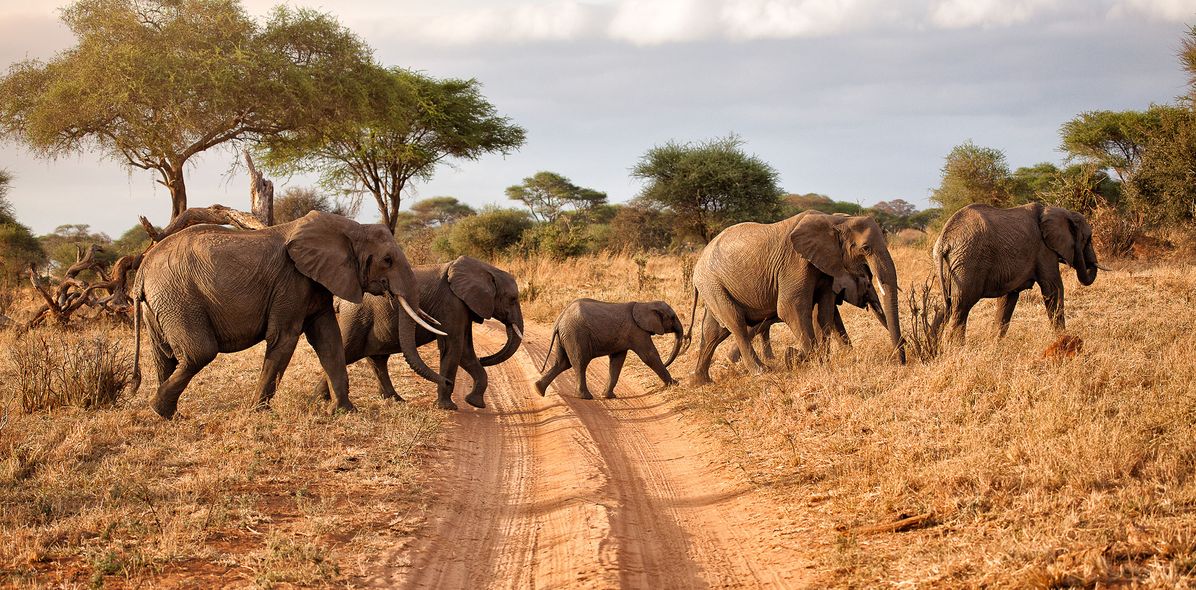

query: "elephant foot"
left=381, top=392, right=406, bottom=403
left=332, top=401, right=357, bottom=415
left=687, top=374, right=712, bottom=386
left=150, top=397, right=177, bottom=420
left=603, top=390, right=616, bottom=399
left=534, top=380, right=548, bottom=397
left=436, top=398, right=459, bottom=411
left=578, top=391, right=594, bottom=400
left=465, top=392, right=486, bottom=409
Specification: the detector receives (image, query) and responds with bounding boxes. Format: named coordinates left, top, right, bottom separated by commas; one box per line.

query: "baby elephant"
left=536, top=299, right=684, bottom=399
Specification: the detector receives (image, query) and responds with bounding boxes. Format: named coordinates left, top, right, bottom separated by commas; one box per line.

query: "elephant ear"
left=789, top=214, right=853, bottom=294
left=632, top=302, right=666, bottom=334
left=1040, top=207, right=1077, bottom=265
left=447, top=256, right=497, bottom=320
left=285, top=211, right=364, bottom=304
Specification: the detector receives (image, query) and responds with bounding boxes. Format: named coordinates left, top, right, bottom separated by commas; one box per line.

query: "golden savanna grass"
left=0, top=315, right=440, bottom=588
left=508, top=244, right=1196, bottom=587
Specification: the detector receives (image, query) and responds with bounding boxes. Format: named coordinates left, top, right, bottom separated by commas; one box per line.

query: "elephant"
left=318, top=256, right=524, bottom=411
left=689, top=210, right=904, bottom=384
left=727, top=269, right=887, bottom=363
left=932, top=203, right=1100, bottom=343
left=130, top=211, right=448, bottom=420
left=535, top=299, right=684, bottom=400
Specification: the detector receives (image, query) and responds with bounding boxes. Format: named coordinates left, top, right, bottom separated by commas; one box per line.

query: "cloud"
left=929, top=0, right=1061, bottom=29
left=1109, top=0, right=1196, bottom=21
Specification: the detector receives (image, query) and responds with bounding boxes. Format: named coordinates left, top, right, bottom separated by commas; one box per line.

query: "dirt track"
left=368, top=322, right=814, bottom=589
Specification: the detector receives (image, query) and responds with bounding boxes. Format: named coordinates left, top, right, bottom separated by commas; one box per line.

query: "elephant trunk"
left=663, top=325, right=684, bottom=367
left=392, top=293, right=450, bottom=387
left=480, top=313, right=524, bottom=366
left=1076, top=241, right=1099, bottom=286
left=868, top=251, right=906, bottom=364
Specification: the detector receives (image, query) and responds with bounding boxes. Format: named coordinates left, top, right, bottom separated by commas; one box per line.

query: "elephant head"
left=445, top=256, right=525, bottom=366
left=633, top=301, right=684, bottom=367
left=836, top=269, right=888, bottom=328
left=789, top=212, right=906, bottom=363
left=285, top=211, right=447, bottom=386
left=1040, top=206, right=1099, bottom=286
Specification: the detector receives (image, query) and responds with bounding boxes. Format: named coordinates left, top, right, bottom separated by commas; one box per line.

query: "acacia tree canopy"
left=0, top=0, right=375, bottom=220
left=631, top=135, right=781, bottom=243
left=506, top=171, right=607, bottom=223
left=262, top=67, right=526, bottom=234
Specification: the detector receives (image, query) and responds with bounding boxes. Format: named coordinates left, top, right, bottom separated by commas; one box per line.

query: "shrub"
left=440, top=207, right=532, bottom=259
left=1089, top=205, right=1143, bottom=259
left=517, top=222, right=590, bottom=259
left=7, top=330, right=133, bottom=413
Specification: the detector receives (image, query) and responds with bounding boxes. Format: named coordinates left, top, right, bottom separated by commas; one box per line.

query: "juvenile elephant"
left=728, top=270, right=887, bottom=363
left=933, top=203, right=1100, bottom=343
left=690, top=211, right=904, bottom=384
left=131, top=211, right=448, bottom=419
left=535, top=299, right=683, bottom=400
left=320, top=256, right=524, bottom=410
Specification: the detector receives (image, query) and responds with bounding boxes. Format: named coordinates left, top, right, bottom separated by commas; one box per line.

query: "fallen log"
left=140, top=204, right=267, bottom=244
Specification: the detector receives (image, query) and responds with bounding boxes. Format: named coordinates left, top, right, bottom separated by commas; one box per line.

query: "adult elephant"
left=690, top=211, right=904, bottom=384
left=933, top=203, right=1099, bottom=343
left=131, top=211, right=448, bottom=419
left=322, top=256, right=524, bottom=410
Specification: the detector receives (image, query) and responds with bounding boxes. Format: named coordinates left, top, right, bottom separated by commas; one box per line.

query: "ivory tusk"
left=876, top=282, right=887, bottom=298
left=512, top=325, right=524, bottom=341
left=418, top=308, right=442, bottom=327
left=1096, top=263, right=1112, bottom=272
left=401, top=297, right=448, bottom=336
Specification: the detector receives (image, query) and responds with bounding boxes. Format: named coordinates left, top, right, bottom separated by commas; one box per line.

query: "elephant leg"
left=367, top=355, right=403, bottom=401
left=603, top=351, right=627, bottom=399
left=705, top=288, right=765, bottom=375
left=575, top=355, right=595, bottom=400
left=634, top=340, right=677, bottom=388
left=305, top=311, right=355, bottom=414
left=693, top=308, right=731, bottom=385
left=436, top=340, right=461, bottom=411
left=152, top=356, right=214, bottom=420
left=760, top=321, right=777, bottom=360
left=461, top=343, right=489, bottom=410
left=254, top=330, right=301, bottom=410
left=150, top=322, right=217, bottom=419
left=151, top=343, right=177, bottom=386
left=778, top=297, right=817, bottom=365
left=832, top=308, right=851, bottom=347
left=994, top=292, right=1020, bottom=338
left=313, top=347, right=366, bottom=403
left=1037, top=274, right=1066, bottom=332
left=535, top=349, right=571, bottom=396
left=947, top=293, right=979, bottom=345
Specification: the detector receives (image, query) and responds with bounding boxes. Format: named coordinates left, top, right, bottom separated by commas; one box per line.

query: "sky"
left=1, top=0, right=1195, bottom=236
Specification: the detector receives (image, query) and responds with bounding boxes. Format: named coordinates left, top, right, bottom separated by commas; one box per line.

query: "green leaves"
left=631, top=135, right=782, bottom=243
left=506, top=171, right=606, bottom=223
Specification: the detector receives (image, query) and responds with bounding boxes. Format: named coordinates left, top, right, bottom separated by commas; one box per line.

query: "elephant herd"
left=129, top=202, right=1101, bottom=419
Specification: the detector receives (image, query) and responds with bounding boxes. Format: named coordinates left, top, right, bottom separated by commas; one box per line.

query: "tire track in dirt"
left=373, top=321, right=813, bottom=588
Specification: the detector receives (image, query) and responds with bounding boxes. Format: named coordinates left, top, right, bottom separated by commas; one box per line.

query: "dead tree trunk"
left=245, top=150, right=274, bottom=226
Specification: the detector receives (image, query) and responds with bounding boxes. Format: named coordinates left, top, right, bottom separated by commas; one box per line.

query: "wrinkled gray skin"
left=131, top=211, right=447, bottom=419
left=318, top=256, right=523, bottom=411
left=535, top=299, right=683, bottom=400
left=691, top=211, right=905, bottom=384
left=933, top=203, right=1098, bottom=343
left=727, top=270, right=887, bottom=363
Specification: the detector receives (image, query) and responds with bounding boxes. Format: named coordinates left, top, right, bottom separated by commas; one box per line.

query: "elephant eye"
left=382, top=254, right=393, bottom=266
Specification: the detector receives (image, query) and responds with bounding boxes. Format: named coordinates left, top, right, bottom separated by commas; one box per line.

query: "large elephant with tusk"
left=933, top=203, right=1103, bottom=343
left=321, top=256, right=524, bottom=410
left=130, top=211, right=448, bottom=419
left=689, top=210, right=905, bottom=384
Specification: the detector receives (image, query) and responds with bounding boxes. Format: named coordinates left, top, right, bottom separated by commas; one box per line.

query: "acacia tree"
left=1060, top=109, right=1161, bottom=182
left=0, top=0, right=374, bottom=220
left=0, top=170, right=46, bottom=281
left=631, top=136, right=781, bottom=243
left=263, top=68, right=526, bottom=234
left=930, top=141, right=1020, bottom=216
left=411, top=196, right=476, bottom=226
left=506, top=171, right=607, bottom=223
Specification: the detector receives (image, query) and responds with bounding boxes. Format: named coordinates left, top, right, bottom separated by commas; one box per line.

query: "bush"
left=517, top=222, right=590, bottom=259
left=1089, top=205, right=1143, bottom=259
left=7, top=330, right=133, bottom=413
left=440, top=207, right=532, bottom=259
left=607, top=202, right=677, bottom=252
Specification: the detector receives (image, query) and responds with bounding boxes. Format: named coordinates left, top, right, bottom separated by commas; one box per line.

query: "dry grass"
left=0, top=323, right=441, bottom=588
left=506, top=246, right=1196, bottom=587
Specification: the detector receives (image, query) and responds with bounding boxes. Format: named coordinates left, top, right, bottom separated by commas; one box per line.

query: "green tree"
left=930, top=141, right=1021, bottom=216
left=111, top=223, right=156, bottom=257
left=0, top=0, right=374, bottom=220
left=1127, top=106, right=1196, bottom=222
left=781, top=193, right=862, bottom=216
left=441, top=207, right=532, bottom=259
left=632, top=135, right=782, bottom=243
left=264, top=68, right=526, bottom=234
left=411, top=196, right=476, bottom=227
left=0, top=171, right=46, bottom=280
left=506, top=171, right=607, bottom=223
left=607, top=200, right=677, bottom=252
left=1060, top=109, right=1161, bottom=181
left=39, top=224, right=116, bottom=276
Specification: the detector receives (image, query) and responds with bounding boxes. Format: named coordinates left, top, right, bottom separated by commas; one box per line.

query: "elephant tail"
left=128, top=280, right=144, bottom=395
left=934, top=239, right=953, bottom=311
left=539, top=324, right=560, bottom=374
left=682, top=286, right=698, bottom=352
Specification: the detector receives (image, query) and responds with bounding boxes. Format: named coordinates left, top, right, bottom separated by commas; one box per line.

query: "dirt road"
left=369, top=322, right=814, bottom=589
